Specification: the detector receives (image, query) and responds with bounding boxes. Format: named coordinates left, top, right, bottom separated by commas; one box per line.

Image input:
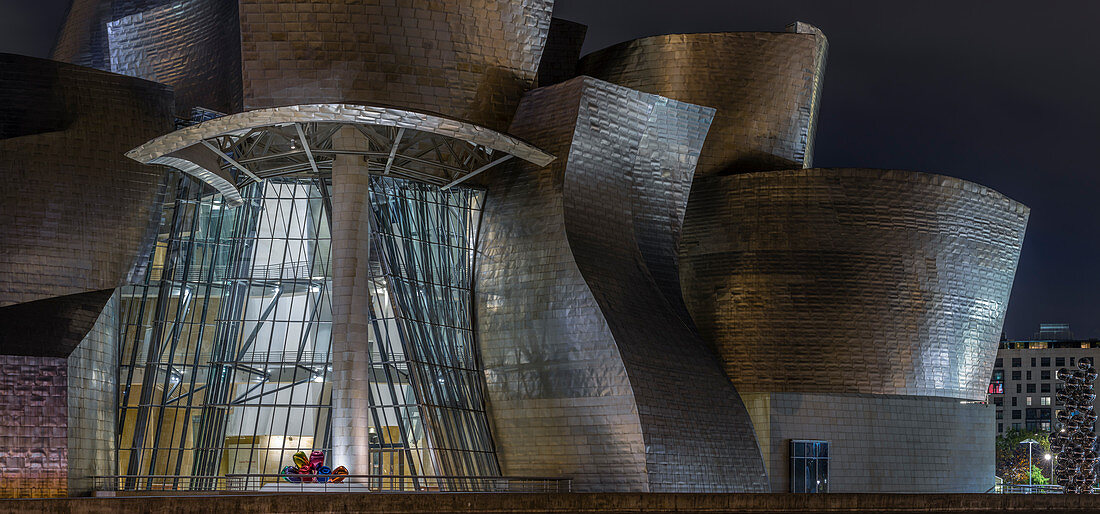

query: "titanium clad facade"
left=66, top=292, right=119, bottom=496
left=106, top=0, right=243, bottom=114
left=238, top=0, right=554, bottom=132
left=679, top=168, right=1029, bottom=401
left=0, top=54, right=173, bottom=356
left=476, top=76, right=768, bottom=492
left=0, top=356, right=68, bottom=498
left=578, top=23, right=827, bottom=176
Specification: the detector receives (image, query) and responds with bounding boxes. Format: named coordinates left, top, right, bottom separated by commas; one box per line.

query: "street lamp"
left=1021, top=439, right=1041, bottom=488
left=1045, top=453, right=1054, bottom=488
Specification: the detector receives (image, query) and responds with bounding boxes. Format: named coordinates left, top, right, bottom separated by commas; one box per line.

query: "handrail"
left=90, top=474, right=572, bottom=493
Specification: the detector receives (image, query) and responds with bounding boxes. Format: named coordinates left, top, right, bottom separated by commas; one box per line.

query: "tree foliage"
left=996, top=428, right=1052, bottom=484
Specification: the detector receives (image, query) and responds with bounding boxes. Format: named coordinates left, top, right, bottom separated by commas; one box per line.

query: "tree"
left=996, top=428, right=1052, bottom=483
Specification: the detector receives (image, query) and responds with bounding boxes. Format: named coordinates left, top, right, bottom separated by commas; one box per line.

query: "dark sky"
left=3, top=1, right=1098, bottom=339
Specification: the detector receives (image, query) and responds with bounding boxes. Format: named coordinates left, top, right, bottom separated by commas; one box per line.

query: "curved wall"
left=239, top=0, right=554, bottom=132
left=679, top=168, right=1029, bottom=401
left=578, top=23, right=827, bottom=177
left=0, top=54, right=173, bottom=356
left=476, top=76, right=768, bottom=492
left=106, top=0, right=242, bottom=114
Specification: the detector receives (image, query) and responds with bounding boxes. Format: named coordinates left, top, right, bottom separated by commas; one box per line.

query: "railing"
left=990, top=483, right=1065, bottom=494
left=91, top=474, right=571, bottom=494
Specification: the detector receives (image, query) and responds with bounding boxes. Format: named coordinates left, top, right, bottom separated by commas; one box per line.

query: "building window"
left=1027, top=384, right=1037, bottom=393
left=1013, top=423, right=1021, bottom=430
left=1041, top=421, right=1052, bottom=431
left=1012, top=358, right=1022, bottom=367
left=1071, top=357, right=1076, bottom=367
left=998, top=423, right=1003, bottom=432
left=992, top=370, right=1005, bottom=381
left=1027, top=371, right=1032, bottom=381
left=1012, top=397, right=1018, bottom=406
left=1012, top=410, right=1022, bottom=419
left=790, top=440, right=829, bottom=493
left=1041, top=383, right=1051, bottom=393
left=1012, top=371, right=1022, bottom=380
left=1042, top=370, right=1051, bottom=380
left=1027, top=397, right=1033, bottom=406
left=1041, top=357, right=1051, bottom=367
left=1041, top=397, right=1051, bottom=406
left=995, top=358, right=1004, bottom=368
left=1057, top=357, right=1066, bottom=367
left=1017, top=384, right=1022, bottom=394
left=994, top=397, right=1003, bottom=406
left=996, top=410, right=1003, bottom=419
left=1031, top=358, right=1037, bottom=367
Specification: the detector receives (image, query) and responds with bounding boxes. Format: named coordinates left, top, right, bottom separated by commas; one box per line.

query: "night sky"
left=2, top=1, right=1097, bottom=339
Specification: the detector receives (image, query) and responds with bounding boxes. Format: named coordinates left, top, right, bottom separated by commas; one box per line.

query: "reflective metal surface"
left=0, top=355, right=68, bottom=498
left=476, top=76, right=768, bottom=492
left=107, top=0, right=242, bottom=114
left=239, top=0, right=554, bottom=132
left=126, top=104, right=555, bottom=204
left=66, top=291, right=119, bottom=495
left=578, top=22, right=827, bottom=176
left=680, top=168, right=1030, bottom=400
left=0, top=53, right=173, bottom=357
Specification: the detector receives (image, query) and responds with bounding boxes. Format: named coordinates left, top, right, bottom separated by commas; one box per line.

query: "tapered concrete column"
left=330, top=126, right=372, bottom=473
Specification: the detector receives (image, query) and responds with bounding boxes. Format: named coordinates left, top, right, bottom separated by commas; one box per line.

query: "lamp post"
left=1045, top=453, right=1053, bottom=489
left=1022, top=439, right=1041, bottom=488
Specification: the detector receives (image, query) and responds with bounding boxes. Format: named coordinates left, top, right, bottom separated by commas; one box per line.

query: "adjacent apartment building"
left=990, top=324, right=1100, bottom=435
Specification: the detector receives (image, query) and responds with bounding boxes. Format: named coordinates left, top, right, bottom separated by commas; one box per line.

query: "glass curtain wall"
left=364, top=176, right=498, bottom=484
left=118, top=174, right=333, bottom=489
left=117, top=166, right=498, bottom=488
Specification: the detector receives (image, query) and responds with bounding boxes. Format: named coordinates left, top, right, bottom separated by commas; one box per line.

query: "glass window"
left=994, top=397, right=1003, bottom=406
left=1027, top=384, right=1036, bottom=393
left=1012, top=410, right=1022, bottom=419
left=998, top=423, right=1003, bottom=432
left=1012, top=358, right=1022, bottom=367
left=1017, top=384, right=1022, bottom=394
left=1057, top=357, right=1066, bottom=367
left=1041, top=357, right=1051, bottom=367
left=1027, top=371, right=1032, bottom=381
left=1031, top=358, right=1037, bottom=367
left=995, top=358, right=1003, bottom=368
left=1071, top=357, right=1075, bottom=367
left=790, top=440, right=829, bottom=493
left=992, top=370, right=1004, bottom=381
left=1012, top=397, right=1017, bottom=406
left=1042, top=370, right=1051, bottom=380
left=1013, top=423, right=1021, bottom=430
left=1041, top=397, right=1051, bottom=406
left=1027, top=397, right=1033, bottom=406
left=1012, top=371, right=1022, bottom=380
left=1041, top=383, right=1050, bottom=393
left=996, top=410, right=1003, bottom=419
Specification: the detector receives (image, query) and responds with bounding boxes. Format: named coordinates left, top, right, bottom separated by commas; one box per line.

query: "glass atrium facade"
left=118, top=170, right=495, bottom=487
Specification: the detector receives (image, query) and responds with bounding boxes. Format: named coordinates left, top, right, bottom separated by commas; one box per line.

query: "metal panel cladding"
left=476, top=76, right=768, bottom=492
left=0, top=54, right=174, bottom=356
left=238, top=0, right=554, bottom=133
left=107, top=0, right=243, bottom=114
left=578, top=23, right=827, bottom=176
left=679, top=168, right=1030, bottom=401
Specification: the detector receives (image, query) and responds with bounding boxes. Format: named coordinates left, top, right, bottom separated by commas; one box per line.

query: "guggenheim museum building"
left=0, top=0, right=1028, bottom=498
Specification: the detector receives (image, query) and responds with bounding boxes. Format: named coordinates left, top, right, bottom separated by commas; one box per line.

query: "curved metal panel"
left=106, top=0, right=242, bottom=114
left=477, top=76, right=768, bottom=492
left=578, top=23, right=827, bottom=177
left=0, top=54, right=174, bottom=350
left=52, top=0, right=170, bottom=69
left=679, top=168, right=1030, bottom=400
left=127, top=103, right=554, bottom=167
left=238, top=0, right=554, bottom=132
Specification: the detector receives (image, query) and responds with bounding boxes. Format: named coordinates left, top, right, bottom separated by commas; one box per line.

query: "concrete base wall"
left=742, top=392, right=995, bottom=493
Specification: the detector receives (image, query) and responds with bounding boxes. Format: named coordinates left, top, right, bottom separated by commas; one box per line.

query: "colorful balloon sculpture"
left=1050, top=362, right=1098, bottom=494
left=279, top=450, right=349, bottom=484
